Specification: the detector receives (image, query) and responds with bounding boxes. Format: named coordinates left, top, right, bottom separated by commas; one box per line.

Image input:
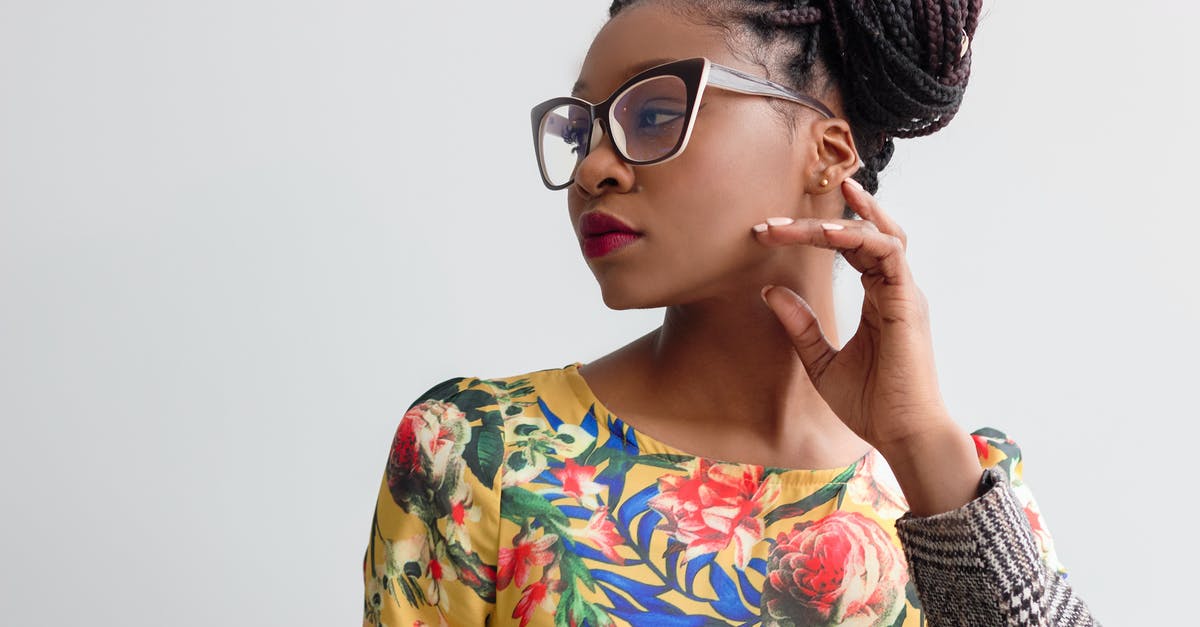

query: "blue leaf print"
left=684, top=553, right=716, bottom=597
left=735, top=567, right=762, bottom=609
left=593, top=572, right=711, bottom=625
left=558, top=505, right=594, bottom=520
left=580, top=405, right=599, bottom=438
left=617, top=484, right=659, bottom=531
left=636, top=509, right=662, bottom=548
left=572, top=542, right=612, bottom=563
left=604, top=414, right=639, bottom=455
left=538, top=396, right=564, bottom=430
left=708, top=565, right=754, bottom=621
left=590, top=570, right=665, bottom=600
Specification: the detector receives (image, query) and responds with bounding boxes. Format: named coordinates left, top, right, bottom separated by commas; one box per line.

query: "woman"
left=364, top=1, right=1098, bottom=625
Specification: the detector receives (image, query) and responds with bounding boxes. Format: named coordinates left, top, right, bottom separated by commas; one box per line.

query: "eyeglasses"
left=530, top=57, right=835, bottom=191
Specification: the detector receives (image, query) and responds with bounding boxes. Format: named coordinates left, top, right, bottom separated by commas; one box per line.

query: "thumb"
left=761, top=285, right=837, bottom=379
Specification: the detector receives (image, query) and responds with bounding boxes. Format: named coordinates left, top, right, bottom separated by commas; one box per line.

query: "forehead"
left=572, top=3, right=731, bottom=101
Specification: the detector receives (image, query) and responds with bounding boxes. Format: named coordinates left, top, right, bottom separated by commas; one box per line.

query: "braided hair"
left=606, top=0, right=982, bottom=200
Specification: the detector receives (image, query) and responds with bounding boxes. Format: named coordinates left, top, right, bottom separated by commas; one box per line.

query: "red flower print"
left=392, top=417, right=422, bottom=476
left=1025, top=503, right=1046, bottom=536
left=512, top=580, right=554, bottom=627
left=551, top=459, right=604, bottom=508
left=573, top=507, right=625, bottom=564
left=445, top=481, right=482, bottom=554
left=972, top=433, right=989, bottom=461
left=386, top=399, right=471, bottom=519
left=497, top=533, right=558, bottom=589
left=1022, top=501, right=1062, bottom=572
left=761, top=511, right=908, bottom=627
left=647, top=459, right=781, bottom=568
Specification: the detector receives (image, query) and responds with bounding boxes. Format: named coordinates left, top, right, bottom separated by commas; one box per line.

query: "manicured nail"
left=760, top=285, right=775, bottom=304
left=766, top=217, right=794, bottom=227
left=752, top=222, right=768, bottom=233
left=821, top=223, right=845, bottom=231
left=844, top=177, right=864, bottom=191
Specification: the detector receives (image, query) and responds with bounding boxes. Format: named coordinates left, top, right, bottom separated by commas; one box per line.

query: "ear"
left=805, top=118, right=860, bottom=195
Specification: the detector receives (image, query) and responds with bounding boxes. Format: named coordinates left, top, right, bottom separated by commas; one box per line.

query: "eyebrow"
left=571, top=57, right=678, bottom=98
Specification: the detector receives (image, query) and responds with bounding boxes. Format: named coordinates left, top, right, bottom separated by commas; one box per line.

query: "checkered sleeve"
left=895, top=468, right=1099, bottom=626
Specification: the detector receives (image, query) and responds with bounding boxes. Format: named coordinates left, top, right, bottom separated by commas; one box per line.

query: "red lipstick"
left=580, top=211, right=643, bottom=259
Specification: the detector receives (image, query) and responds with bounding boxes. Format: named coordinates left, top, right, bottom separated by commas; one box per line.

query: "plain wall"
left=2, top=0, right=1196, bottom=624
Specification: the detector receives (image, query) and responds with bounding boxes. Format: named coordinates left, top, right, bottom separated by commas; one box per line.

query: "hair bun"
left=823, top=0, right=982, bottom=139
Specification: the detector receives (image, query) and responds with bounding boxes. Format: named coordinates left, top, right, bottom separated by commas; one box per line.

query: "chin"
left=598, top=290, right=656, bottom=311
left=596, top=282, right=671, bottom=310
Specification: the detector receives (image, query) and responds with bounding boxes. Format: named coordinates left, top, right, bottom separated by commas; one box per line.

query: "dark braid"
left=606, top=0, right=982, bottom=200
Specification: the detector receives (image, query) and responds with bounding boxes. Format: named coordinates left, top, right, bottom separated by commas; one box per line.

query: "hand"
left=753, top=178, right=954, bottom=457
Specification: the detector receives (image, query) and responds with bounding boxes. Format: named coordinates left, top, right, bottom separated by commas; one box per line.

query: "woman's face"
left=567, top=2, right=837, bottom=310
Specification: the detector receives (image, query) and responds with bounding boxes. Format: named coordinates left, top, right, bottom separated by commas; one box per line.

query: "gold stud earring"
left=819, top=178, right=829, bottom=187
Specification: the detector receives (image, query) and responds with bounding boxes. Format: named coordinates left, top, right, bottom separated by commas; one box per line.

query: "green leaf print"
left=447, top=388, right=498, bottom=422
left=631, top=453, right=690, bottom=470
left=555, top=583, right=613, bottom=627
left=484, top=377, right=538, bottom=415
left=763, top=463, right=857, bottom=526
left=445, top=540, right=497, bottom=603
left=905, top=578, right=923, bottom=611
left=467, top=409, right=504, bottom=486
left=501, top=486, right=570, bottom=534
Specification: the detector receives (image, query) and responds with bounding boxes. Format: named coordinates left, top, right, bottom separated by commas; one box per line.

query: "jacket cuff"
left=894, top=467, right=1047, bottom=625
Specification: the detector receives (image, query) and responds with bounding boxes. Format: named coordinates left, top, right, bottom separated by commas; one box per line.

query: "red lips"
left=579, top=211, right=642, bottom=259
left=580, top=211, right=640, bottom=237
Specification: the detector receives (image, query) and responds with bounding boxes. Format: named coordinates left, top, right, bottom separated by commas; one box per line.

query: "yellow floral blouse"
left=363, top=363, right=1064, bottom=627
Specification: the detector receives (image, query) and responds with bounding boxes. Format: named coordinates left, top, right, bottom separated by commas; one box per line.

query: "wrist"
left=879, top=422, right=981, bottom=517
left=876, top=417, right=962, bottom=465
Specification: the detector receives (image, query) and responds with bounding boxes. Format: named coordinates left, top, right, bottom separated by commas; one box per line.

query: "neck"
left=621, top=263, right=868, bottom=468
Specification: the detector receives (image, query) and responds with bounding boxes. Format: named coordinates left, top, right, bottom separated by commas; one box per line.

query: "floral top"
left=363, top=363, right=1064, bottom=627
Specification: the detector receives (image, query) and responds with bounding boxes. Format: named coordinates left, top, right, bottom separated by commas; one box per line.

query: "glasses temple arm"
left=707, top=64, right=836, bottom=119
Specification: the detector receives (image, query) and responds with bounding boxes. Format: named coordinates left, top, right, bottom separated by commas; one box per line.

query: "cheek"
left=656, top=115, right=799, bottom=229
left=644, top=167, right=793, bottom=275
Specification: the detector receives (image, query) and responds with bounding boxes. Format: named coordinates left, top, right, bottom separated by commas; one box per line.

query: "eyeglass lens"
left=538, top=74, right=689, bottom=188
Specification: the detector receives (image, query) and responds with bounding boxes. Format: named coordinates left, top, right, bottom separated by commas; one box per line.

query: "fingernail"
left=766, top=217, right=794, bottom=227
left=752, top=222, right=768, bottom=233
left=821, top=223, right=845, bottom=231
left=844, top=177, right=864, bottom=191
left=760, top=285, right=775, bottom=304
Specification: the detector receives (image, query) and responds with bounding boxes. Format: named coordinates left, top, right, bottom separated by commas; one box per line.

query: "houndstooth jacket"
left=896, top=468, right=1099, bottom=626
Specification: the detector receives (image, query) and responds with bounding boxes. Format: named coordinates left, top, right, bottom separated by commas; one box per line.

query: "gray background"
left=2, top=0, right=1196, bottom=624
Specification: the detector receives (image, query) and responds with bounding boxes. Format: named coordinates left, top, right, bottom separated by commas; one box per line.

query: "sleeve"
left=362, top=377, right=505, bottom=627
left=894, top=428, right=1100, bottom=627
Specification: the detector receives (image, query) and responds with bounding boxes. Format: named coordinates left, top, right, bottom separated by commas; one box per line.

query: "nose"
left=573, top=118, right=635, bottom=197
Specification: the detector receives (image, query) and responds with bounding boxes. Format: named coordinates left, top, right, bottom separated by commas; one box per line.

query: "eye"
left=636, top=108, right=685, bottom=129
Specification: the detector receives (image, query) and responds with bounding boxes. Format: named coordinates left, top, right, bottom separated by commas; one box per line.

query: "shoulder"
left=391, top=376, right=503, bottom=470
left=387, top=367, right=576, bottom=503
left=387, top=376, right=507, bottom=499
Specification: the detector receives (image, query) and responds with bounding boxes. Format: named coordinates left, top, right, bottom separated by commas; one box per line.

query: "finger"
left=842, top=179, right=908, bottom=250
left=820, top=224, right=912, bottom=286
left=752, top=217, right=879, bottom=248
left=752, top=217, right=911, bottom=284
left=760, top=285, right=837, bottom=379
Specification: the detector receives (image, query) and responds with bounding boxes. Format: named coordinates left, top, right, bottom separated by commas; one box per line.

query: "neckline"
left=561, top=361, right=873, bottom=486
